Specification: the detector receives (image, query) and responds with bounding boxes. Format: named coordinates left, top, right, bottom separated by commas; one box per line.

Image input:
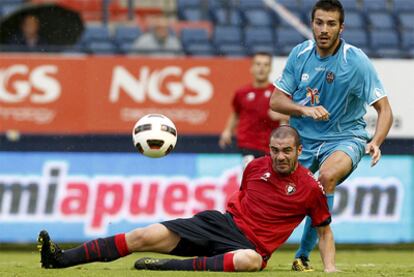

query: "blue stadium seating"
left=238, top=0, right=267, bottom=11
left=181, top=28, right=210, bottom=48
left=398, top=13, right=414, bottom=30
left=213, top=26, right=243, bottom=46
left=401, top=30, right=414, bottom=50
left=217, top=44, right=247, bottom=56
left=277, top=0, right=301, bottom=11
left=114, top=26, right=141, bottom=44
left=177, top=0, right=202, bottom=9
left=278, top=11, right=303, bottom=28
left=393, top=0, right=414, bottom=13
left=367, top=12, right=396, bottom=30
left=81, top=25, right=111, bottom=43
left=342, top=29, right=369, bottom=48
left=362, top=0, right=389, bottom=12
left=86, top=41, right=117, bottom=54
left=274, top=27, right=306, bottom=55
left=340, top=0, right=360, bottom=11
left=244, top=26, right=274, bottom=55
left=369, top=30, right=400, bottom=57
left=242, top=9, right=276, bottom=27
left=345, top=11, right=365, bottom=29
left=180, top=8, right=206, bottom=21
left=185, top=43, right=215, bottom=56
left=210, top=8, right=243, bottom=26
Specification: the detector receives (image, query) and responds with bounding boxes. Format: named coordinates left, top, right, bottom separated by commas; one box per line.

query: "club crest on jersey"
left=260, top=172, right=271, bottom=181
left=306, top=87, right=320, bottom=105
left=285, top=183, right=296, bottom=195
left=326, top=71, right=335, bottom=84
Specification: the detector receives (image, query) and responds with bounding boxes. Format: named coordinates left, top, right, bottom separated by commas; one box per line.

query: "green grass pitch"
left=0, top=248, right=412, bottom=276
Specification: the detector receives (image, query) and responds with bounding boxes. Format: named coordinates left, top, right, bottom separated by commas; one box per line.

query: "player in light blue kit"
left=270, top=0, right=393, bottom=272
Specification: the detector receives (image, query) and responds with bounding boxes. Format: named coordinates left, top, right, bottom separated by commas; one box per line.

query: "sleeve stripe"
left=313, top=216, right=332, bottom=227
left=369, top=94, right=387, bottom=106
left=273, top=83, right=292, bottom=96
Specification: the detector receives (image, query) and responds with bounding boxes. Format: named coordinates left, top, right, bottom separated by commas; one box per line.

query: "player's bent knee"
left=126, top=223, right=166, bottom=251
left=318, top=171, right=338, bottom=192
left=233, top=249, right=263, bottom=272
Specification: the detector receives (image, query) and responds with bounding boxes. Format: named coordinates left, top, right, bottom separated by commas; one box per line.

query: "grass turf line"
left=0, top=250, right=413, bottom=276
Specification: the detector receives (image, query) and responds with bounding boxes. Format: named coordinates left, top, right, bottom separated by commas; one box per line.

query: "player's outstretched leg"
left=37, top=229, right=130, bottom=268
left=134, top=250, right=263, bottom=272
left=37, top=230, right=64, bottom=268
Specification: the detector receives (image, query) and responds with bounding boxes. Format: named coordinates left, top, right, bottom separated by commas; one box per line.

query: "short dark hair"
left=270, top=125, right=301, bottom=147
left=311, top=0, right=344, bottom=25
left=252, top=51, right=272, bottom=60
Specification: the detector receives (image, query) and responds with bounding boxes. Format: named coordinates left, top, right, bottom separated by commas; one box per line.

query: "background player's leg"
left=295, top=151, right=352, bottom=261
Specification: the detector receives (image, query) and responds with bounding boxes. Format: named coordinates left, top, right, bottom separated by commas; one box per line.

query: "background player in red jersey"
left=38, top=126, right=337, bottom=273
left=219, top=52, right=289, bottom=167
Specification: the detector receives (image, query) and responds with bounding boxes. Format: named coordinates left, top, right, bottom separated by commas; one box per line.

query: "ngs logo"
left=0, top=64, right=61, bottom=103
left=109, top=65, right=213, bottom=104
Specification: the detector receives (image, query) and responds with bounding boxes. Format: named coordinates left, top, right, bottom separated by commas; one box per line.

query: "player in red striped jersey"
left=38, top=125, right=337, bottom=272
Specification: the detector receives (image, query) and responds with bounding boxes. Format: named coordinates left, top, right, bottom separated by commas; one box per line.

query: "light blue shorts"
left=299, top=138, right=367, bottom=184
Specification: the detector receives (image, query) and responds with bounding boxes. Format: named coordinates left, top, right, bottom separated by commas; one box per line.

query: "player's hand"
left=301, top=106, right=330, bottom=121
left=365, top=142, right=381, bottom=167
left=219, top=130, right=232, bottom=149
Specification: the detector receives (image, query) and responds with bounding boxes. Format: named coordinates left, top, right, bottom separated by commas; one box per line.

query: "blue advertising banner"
left=0, top=152, right=412, bottom=243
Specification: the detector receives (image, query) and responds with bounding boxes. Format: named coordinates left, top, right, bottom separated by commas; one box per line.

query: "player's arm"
left=316, top=224, right=337, bottom=272
left=269, top=87, right=330, bottom=121
left=267, top=109, right=289, bottom=123
left=219, top=112, right=239, bottom=149
left=366, top=97, right=393, bottom=166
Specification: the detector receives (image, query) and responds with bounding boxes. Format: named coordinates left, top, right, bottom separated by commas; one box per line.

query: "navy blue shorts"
left=161, top=210, right=255, bottom=257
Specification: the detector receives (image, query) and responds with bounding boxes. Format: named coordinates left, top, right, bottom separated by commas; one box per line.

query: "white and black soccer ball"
left=132, top=114, right=177, bottom=158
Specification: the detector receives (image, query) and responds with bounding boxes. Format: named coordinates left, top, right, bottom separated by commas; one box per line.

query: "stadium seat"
left=217, top=44, right=247, bottom=56
left=114, top=26, right=141, bottom=45
left=275, top=27, right=306, bottom=55
left=213, top=26, right=243, bottom=46
left=210, top=8, right=243, bottom=26
left=86, top=41, right=117, bottom=54
left=242, top=9, right=276, bottom=27
left=118, top=41, right=134, bottom=54
left=238, top=0, right=267, bottom=11
left=177, top=0, right=203, bottom=9
left=81, top=25, right=111, bottom=43
left=177, top=0, right=209, bottom=20
left=345, top=11, right=365, bottom=29
left=277, top=0, right=301, bottom=11
left=179, top=8, right=206, bottom=21
left=181, top=28, right=210, bottom=48
left=401, top=30, right=414, bottom=50
left=301, top=0, right=360, bottom=13
left=398, top=13, right=414, bottom=31
left=393, top=0, right=414, bottom=13
left=369, top=30, right=400, bottom=56
left=342, top=29, right=369, bottom=48
left=367, top=12, right=396, bottom=30
left=339, top=0, right=360, bottom=11
left=244, top=27, right=274, bottom=55
left=362, top=0, right=389, bottom=12
left=279, top=11, right=304, bottom=28
left=185, top=43, right=215, bottom=56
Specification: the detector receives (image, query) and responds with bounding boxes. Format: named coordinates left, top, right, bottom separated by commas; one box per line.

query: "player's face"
left=269, top=136, right=302, bottom=175
left=250, top=55, right=271, bottom=84
left=312, top=9, right=343, bottom=57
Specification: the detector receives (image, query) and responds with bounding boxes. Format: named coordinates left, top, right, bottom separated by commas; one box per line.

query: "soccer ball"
left=132, top=114, right=177, bottom=158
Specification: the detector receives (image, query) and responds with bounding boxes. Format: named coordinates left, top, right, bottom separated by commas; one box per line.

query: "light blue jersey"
left=274, top=39, right=387, bottom=142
